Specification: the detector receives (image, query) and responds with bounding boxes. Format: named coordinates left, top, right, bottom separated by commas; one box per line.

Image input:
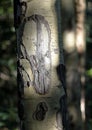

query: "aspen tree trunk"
left=75, top=0, right=86, bottom=128
left=61, top=0, right=83, bottom=130
left=14, top=0, right=66, bottom=130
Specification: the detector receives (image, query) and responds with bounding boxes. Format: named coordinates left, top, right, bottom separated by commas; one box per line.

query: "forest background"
left=0, top=0, right=92, bottom=130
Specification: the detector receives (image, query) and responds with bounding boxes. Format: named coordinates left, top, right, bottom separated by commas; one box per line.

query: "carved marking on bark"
left=32, top=102, right=48, bottom=121
left=18, top=14, right=51, bottom=95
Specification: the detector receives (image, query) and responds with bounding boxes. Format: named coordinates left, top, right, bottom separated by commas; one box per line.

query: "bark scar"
left=18, top=14, right=51, bottom=95
left=32, top=102, right=48, bottom=121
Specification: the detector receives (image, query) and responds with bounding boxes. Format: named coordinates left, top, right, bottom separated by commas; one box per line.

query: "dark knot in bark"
left=33, top=102, right=48, bottom=121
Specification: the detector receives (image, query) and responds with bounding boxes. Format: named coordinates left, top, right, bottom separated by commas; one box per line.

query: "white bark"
left=16, top=0, right=65, bottom=130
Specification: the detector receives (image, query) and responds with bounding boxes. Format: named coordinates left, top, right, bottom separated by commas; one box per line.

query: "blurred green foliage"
left=86, top=69, right=92, bottom=77
left=0, top=0, right=19, bottom=130
left=86, top=0, right=92, bottom=129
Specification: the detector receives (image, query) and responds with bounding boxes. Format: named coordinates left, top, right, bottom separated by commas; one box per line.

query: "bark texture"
left=14, top=0, right=66, bottom=130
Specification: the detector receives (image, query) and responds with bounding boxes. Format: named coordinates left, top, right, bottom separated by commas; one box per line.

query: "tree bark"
left=61, top=0, right=83, bottom=130
left=74, top=0, right=86, bottom=128
left=14, top=0, right=66, bottom=130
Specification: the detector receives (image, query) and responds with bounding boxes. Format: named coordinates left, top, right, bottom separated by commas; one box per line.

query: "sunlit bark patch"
left=18, top=14, right=51, bottom=95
